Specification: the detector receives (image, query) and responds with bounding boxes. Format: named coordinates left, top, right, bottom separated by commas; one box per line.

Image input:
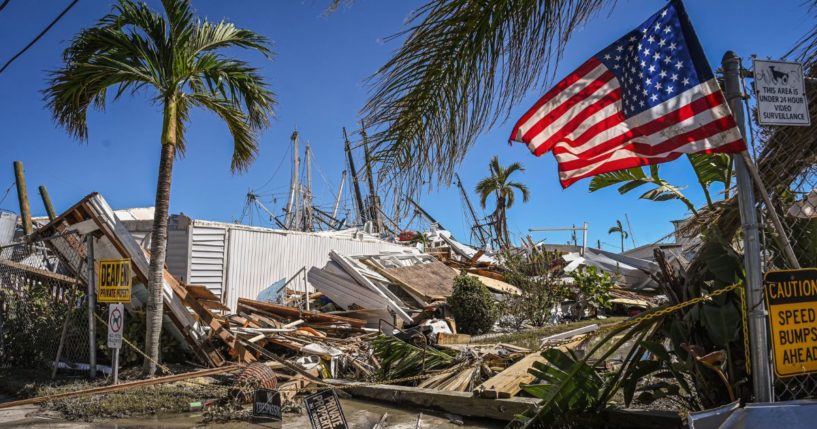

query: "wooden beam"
left=238, top=297, right=367, bottom=327
left=338, top=382, right=538, bottom=421
left=0, top=259, right=79, bottom=285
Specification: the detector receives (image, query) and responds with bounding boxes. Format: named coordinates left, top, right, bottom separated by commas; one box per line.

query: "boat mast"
left=284, top=130, right=300, bottom=229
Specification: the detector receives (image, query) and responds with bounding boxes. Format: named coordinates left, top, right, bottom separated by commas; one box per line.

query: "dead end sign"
left=98, top=258, right=132, bottom=303
left=753, top=59, right=810, bottom=126
left=765, top=269, right=817, bottom=377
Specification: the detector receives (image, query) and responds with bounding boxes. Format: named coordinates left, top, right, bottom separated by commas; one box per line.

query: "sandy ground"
left=0, top=396, right=504, bottom=428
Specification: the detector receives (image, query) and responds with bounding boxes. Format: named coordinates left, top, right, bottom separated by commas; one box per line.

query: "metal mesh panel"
left=0, top=234, right=97, bottom=373
left=747, top=73, right=817, bottom=400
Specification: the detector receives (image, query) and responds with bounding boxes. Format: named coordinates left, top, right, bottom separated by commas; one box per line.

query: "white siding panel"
left=188, top=225, right=226, bottom=299
left=223, top=228, right=408, bottom=311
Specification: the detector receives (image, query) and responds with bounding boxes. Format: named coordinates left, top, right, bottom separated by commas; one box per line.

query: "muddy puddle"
left=1, top=398, right=504, bottom=428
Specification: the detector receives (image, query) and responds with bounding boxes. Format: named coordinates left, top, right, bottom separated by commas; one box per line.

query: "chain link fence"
left=747, top=65, right=817, bottom=400
left=0, top=234, right=102, bottom=375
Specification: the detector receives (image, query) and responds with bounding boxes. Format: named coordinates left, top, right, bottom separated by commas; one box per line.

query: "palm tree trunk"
left=143, top=97, right=178, bottom=376
left=620, top=234, right=624, bottom=253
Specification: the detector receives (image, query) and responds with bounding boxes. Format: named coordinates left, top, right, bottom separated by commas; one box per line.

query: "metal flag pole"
left=722, top=50, right=773, bottom=402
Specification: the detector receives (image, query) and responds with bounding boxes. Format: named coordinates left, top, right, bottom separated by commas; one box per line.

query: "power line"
left=0, top=181, right=16, bottom=209
left=0, top=0, right=79, bottom=75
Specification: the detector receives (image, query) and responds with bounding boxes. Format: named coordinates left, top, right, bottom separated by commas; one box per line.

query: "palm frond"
left=189, top=93, right=257, bottom=172
left=363, top=0, right=610, bottom=196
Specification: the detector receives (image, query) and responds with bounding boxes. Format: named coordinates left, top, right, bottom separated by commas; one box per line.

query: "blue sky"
left=0, top=1, right=812, bottom=251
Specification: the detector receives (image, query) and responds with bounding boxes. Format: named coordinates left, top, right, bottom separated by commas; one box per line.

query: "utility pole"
left=455, top=173, right=489, bottom=248
left=722, top=51, right=773, bottom=402
left=304, top=144, right=313, bottom=232
left=343, top=127, right=366, bottom=226
left=38, top=185, right=57, bottom=221
left=284, top=130, right=300, bottom=229
left=13, top=161, right=32, bottom=235
left=360, top=123, right=383, bottom=233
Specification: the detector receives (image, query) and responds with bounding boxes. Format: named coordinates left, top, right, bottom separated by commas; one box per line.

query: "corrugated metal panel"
left=188, top=225, right=227, bottom=299
left=0, top=211, right=18, bottom=245
left=222, top=227, right=409, bottom=311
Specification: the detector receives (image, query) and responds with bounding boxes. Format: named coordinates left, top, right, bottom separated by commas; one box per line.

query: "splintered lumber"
left=338, top=382, right=539, bottom=422
left=474, top=352, right=545, bottom=399
left=475, top=338, right=586, bottom=399
left=0, top=365, right=243, bottom=410
left=237, top=298, right=367, bottom=328
left=166, top=271, right=251, bottom=364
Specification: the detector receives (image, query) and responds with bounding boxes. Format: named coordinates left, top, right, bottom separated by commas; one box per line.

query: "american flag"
left=509, top=0, right=745, bottom=188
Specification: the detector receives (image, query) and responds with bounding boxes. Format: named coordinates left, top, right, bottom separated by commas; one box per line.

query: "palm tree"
left=607, top=219, right=628, bottom=253
left=475, top=156, right=529, bottom=248
left=45, top=0, right=275, bottom=376
left=362, top=1, right=611, bottom=198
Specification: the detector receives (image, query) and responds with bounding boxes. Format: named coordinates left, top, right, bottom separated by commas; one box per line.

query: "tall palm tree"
left=475, top=156, right=529, bottom=248
left=45, top=0, right=275, bottom=376
left=608, top=219, right=628, bottom=253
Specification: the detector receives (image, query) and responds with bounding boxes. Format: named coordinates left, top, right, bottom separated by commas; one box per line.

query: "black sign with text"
left=303, top=390, right=348, bottom=429
left=252, top=389, right=282, bottom=420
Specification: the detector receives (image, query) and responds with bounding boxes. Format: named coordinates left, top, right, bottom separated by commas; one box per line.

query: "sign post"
left=107, top=303, right=124, bottom=384
left=98, top=259, right=131, bottom=385
left=765, top=269, right=817, bottom=377
left=754, top=59, right=810, bottom=127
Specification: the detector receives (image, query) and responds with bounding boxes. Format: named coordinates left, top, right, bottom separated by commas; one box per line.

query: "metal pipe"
left=38, top=185, right=57, bottom=221
left=86, top=234, right=97, bottom=380
left=581, top=222, right=588, bottom=256
left=13, top=161, right=32, bottom=235
left=332, top=170, right=346, bottom=220
left=722, top=50, right=773, bottom=402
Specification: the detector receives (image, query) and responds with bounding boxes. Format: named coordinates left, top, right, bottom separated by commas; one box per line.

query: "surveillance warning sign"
left=754, top=59, right=810, bottom=126
left=765, top=269, right=817, bottom=377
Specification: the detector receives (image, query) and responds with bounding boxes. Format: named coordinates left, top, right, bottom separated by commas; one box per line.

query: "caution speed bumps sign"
left=765, top=269, right=817, bottom=377
left=98, top=259, right=132, bottom=303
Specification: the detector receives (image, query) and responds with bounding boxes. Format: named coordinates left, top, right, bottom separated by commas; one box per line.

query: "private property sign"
left=754, top=59, right=810, bottom=126
left=765, top=269, right=817, bottom=377
left=97, top=258, right=132, bottom=303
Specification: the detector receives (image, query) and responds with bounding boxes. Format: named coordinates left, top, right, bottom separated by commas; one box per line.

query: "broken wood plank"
left=475, top=337, right=586, bottom=399
left=474, top=352, right=544, bottom=399
left=238, top=297, right=367, bottom=327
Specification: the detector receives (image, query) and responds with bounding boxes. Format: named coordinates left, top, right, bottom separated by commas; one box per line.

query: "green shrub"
left=447, top=273, right=497, bottom=335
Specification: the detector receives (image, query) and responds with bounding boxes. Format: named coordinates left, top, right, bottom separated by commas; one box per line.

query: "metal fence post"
left=86, top=234, right=97, bottom=380
left=722, top=50, right=774, bottom=402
